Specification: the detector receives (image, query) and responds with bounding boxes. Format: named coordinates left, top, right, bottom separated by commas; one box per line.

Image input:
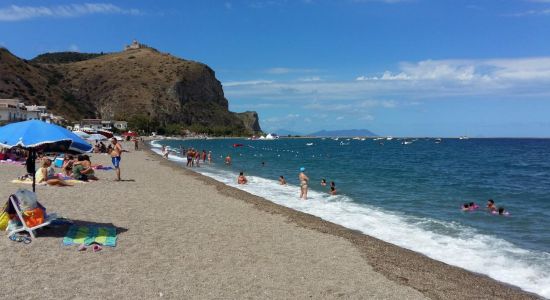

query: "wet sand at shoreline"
left=0, top=142, right=538, bottom=299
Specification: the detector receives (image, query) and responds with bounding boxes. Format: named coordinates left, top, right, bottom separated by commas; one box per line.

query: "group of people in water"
left=462, top=199, right=509, bottom=216
left=236, top=166, right=337, bottom=200
left=161, top=145, right=212, bottom=168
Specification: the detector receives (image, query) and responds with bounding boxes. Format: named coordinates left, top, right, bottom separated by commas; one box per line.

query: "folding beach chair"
left=7, top=194, right=57, bottom=240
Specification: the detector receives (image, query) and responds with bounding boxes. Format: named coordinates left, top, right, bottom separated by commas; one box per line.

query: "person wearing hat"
left=299, top=167, right=309, bottom=200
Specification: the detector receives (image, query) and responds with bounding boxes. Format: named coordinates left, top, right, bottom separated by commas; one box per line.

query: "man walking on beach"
left=110, top=138, right=123, bottom=181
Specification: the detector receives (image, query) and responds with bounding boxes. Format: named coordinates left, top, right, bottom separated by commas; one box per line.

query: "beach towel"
left=63, top=225, right=117, bottom=247
left=92, top=165, right=114, bottom=171
left=11, top=179, right=85, bottom=185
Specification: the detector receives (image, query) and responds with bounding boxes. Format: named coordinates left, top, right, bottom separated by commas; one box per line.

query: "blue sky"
left=1, top=1, right=550, bottom=136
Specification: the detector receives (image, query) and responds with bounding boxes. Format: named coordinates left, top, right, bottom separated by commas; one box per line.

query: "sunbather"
left=36, top=158, right=71, bottom=186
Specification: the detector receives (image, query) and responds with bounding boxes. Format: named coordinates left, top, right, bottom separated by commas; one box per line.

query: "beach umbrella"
left=122, top=131, right=138, bottom=137
left=0, top=120, right=92, bottom=192
left=73, top=131, right=91, bottom=139
left=86, top=133, right=108, bottom=141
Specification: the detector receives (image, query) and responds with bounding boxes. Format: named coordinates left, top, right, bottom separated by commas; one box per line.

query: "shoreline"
left=145, top=144, right=539, bottom=299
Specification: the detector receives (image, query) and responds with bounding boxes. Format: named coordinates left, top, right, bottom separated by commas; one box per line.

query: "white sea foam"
left=150, top=142, right=550, bottom=298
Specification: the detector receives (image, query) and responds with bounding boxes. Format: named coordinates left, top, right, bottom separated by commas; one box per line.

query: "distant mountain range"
left=273, top=129, right=303, bottom=136
left=308, top=129, right=378, bottom=137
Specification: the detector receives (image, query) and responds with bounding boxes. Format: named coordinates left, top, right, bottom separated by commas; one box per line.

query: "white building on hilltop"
left=124, top=39, right=148, bottom=51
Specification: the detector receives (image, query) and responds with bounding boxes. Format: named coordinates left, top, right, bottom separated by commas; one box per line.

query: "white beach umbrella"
left=73, top=131, right=91, bottom=139
left=86, top=133, right=108, bottom=141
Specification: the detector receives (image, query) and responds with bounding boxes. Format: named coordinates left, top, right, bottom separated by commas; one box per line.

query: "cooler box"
left=54, top=157, right=64, bottom=168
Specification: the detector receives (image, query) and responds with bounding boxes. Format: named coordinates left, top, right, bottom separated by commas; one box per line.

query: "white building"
left=113, top=121, right=128, bottom=130
left=25, top=105, right=47, bottom=120
left=0, top=99, right=26, bottom=122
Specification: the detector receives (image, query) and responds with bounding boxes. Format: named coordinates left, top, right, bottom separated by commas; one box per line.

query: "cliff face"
left=235, top=111, right=262, bottom=133
left=0, top=47, right=261, bottom=134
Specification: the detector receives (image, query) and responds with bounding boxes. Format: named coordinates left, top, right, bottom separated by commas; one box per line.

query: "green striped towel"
left=63, top=225, right=117, bottom=247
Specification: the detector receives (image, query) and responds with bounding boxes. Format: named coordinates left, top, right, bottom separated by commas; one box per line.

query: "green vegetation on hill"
left=31, top=52, right=105, bottom=64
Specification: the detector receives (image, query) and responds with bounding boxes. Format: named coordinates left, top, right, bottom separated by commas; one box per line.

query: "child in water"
left=468, top=202, right=479, bottom=210
left=321, top=179, right=327, bottom=186
left=237, top=172, right=247, bottom=184
left=462, top=203, right=470, bottom=211
left=279, top=175, right=287, bottom=185
left=329, top=186, right=337, bottom=195
left=493, top=207, right=510, bottom=216
left=487, top=199, right=497, bottom=211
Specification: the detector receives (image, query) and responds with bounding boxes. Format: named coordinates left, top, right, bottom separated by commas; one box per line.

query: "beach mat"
left=63, top=225, right=117, bottom=247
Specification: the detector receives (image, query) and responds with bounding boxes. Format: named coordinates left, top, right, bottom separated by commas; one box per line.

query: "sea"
left=150, top=137, right=550, bottom=298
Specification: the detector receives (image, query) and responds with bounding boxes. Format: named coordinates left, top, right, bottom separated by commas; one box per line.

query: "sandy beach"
left=0, top=142, right=538, bottom=299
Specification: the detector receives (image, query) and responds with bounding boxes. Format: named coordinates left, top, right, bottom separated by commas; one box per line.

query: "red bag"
left=23, top=207, right=44, bottom=227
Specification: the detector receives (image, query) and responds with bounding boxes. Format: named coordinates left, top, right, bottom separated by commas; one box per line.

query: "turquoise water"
left=151, top=138, right=550, bottom=297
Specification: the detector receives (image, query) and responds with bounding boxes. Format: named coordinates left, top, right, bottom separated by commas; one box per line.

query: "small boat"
left=386, top=136, right=393, bottom=141
left=340, top=141, right=350, bottom=146
left=459, top=136, right=469, bottom=140
left=402, top=140, right=413, bottom=145
left=435, top=138, right=442, bottom=144
left=306, top=143, right=314, bottom=146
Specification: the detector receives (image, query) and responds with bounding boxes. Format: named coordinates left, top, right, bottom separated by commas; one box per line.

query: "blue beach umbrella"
left=0, top=120, right=92, bottom=191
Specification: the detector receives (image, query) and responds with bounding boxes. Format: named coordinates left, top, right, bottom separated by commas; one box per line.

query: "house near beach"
left=72, top=119, right=127, bottom=132
left=0, top=99, right=64, bottom=125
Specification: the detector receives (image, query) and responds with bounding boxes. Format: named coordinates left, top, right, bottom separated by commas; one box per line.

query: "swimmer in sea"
left=487, top=199, right=496, bottom=211
left=238, top=172, right=247, bottom=184
left=299, top=167, right=309, bottom=200
left=330, top=181, right=335, bottom=189
left=225, top=154, right=232, bottom=165
left=279, top=175, right=287, bottom=185
left=468, top=202, right=479, bottom=210
left=494, top=207, right=510, bottom=216
left=321, top=178, right=327, bottom=186
left=330, top=186, right=337, bottom=195
left=462, top=203, right=470, bottom=211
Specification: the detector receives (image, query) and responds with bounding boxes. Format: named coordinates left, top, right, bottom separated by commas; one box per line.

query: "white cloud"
left=0, top=3, right=141, bottom=21
left=265, top=67, right=319, bottom=74
left=357, top=58, right=550, bottom=82
left=223, top=80, right=274, bottom=87
left=224, top=57, right=550, bottom=106
left=298, top=76, right=322, bottom=82
left=68, top=44, right=79, bottom=52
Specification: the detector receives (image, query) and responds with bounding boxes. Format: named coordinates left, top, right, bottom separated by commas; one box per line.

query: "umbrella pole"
left=31, top=149, right=36, bottom=192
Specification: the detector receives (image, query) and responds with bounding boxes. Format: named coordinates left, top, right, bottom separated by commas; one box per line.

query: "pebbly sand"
left=0, top=142, right=539, bottom=299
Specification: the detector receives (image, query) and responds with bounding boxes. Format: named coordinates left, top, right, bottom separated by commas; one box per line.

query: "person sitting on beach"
left=225, top=154, right=232, bottom=165
left=62, top=154, right=74, bottom=177
left=36, top=158, right=71, bottom=186
left=72, top=155, right=97, bottom=181
left=487, top=199, right=497, bottom=211
left=279, top=175, right=287, bottom=185
left=321, top=179, right=327, bottom=186
left=238, top=172, right=247, bottom=184
left=330, top=186, right=337, bottom=195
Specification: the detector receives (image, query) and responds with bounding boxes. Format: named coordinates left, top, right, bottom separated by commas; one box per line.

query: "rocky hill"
left=0, top=46, right=261, bottom=135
